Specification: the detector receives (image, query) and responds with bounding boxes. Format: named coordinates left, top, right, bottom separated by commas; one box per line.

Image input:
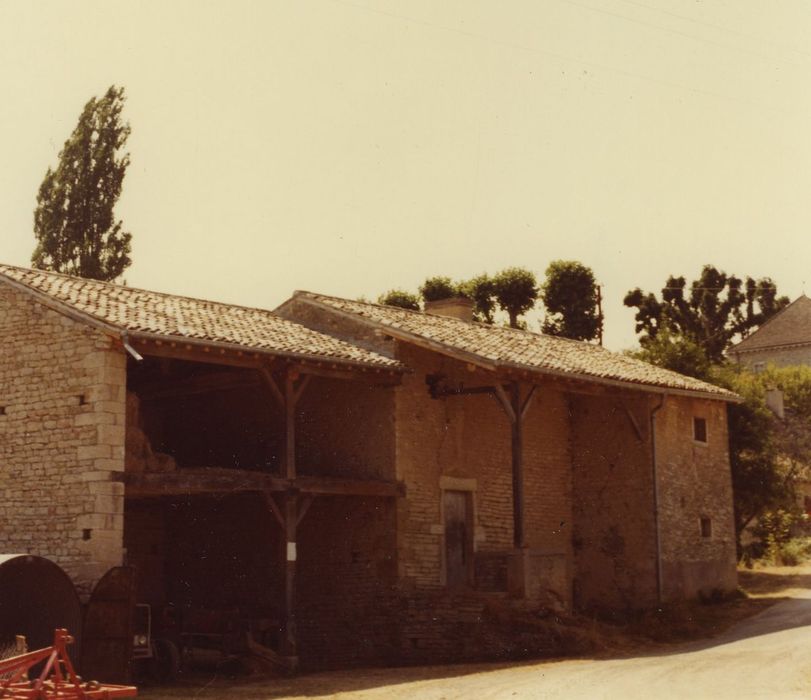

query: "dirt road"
left=143, top=567, right=811, bottom=699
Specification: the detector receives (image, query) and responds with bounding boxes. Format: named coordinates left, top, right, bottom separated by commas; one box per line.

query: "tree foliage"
left=32, top=86, right=133, bottom=281
left=492, top=267, right=538, bottom=329
left=541, top=260, right=602, bottom=341
left=458, top=274, right=496, bottom=323
left=378, top=289, right=420, bottom=310
left=629, top=324, right=711, bottom=379
left=419, top=276, right=460, bottom=302
left=624, top=265, right=789, bottom=362
left=708, top=365, right=811, bottom=538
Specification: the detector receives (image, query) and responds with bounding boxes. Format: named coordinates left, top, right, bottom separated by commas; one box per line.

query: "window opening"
left=693, top=417, right=707, bottom=443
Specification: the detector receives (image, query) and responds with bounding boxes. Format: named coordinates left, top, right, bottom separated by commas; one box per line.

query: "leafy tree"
left=419, top=276, right=460, bottom=302
left=624, top=265, right=789, bottom=362
left=630, top=324, right=711, bottom=379
left=492, top=267, right=538, bottom=329
left=32, top=86, right=132, bottom=281
left=378, top=289, right=420, bottom=310
left=541, top=260, right=602, bottom=341
left=458, top=274, right=496, bottom=323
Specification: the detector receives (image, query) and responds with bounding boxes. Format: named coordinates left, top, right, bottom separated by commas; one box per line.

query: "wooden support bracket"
left=258, top=366, right=285, bottom=408
left=493, top=384, right=517, bottom=424
left=622, top=402, right=645, bottom=441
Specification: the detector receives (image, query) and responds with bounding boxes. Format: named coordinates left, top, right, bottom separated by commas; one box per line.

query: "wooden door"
left=444, top=490, right=472, bottom=586
left=82, top=566, right=137, bottom=683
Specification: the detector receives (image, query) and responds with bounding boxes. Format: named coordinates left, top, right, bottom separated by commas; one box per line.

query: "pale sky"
left=2, top=0, right=811, bottom=350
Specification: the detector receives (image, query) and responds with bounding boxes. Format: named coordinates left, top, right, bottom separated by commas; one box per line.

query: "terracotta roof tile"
left=0, top=264, right=402, bottom=371
left=294, top=292, right=738, bottom=400
left=729, top=296, right=811, bottom=354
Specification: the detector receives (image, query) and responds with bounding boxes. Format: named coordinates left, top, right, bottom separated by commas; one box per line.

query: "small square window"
left=700, top=517, right=712, bottom=538
left=753, top=362, right=766, bottom=374
left=693, top=417, right=707, bottom=443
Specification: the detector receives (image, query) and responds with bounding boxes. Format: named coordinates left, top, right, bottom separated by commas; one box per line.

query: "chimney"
left=424, top=297, right=474, bottom=322
left=765, top=388, right=785, bottom=419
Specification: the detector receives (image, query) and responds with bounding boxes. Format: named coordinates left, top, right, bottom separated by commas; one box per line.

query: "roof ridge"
left=729, top=294, right=811, bottom=352
left=294, top=290, right=606, bottom=350
left=0, top=263, right=283, bottom=319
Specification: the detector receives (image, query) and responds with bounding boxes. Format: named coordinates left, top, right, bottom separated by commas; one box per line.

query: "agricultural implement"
left=0, top=628, right=136, bottom=699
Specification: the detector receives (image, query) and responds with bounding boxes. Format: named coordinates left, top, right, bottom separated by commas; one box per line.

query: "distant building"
left=728, top=295, right=811, bottom=370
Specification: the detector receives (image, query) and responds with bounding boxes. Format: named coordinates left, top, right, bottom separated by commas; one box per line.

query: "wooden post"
left=285, top=369, right=297, bottom=480
left=510, top=382, right=525, bottom=549
left=282, top=492, right=299, bottom=661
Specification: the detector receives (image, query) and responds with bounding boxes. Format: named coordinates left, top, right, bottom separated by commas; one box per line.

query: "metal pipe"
left=650, top=393, right=667, bottom=603
left=121, top=332, right=143, bottom=362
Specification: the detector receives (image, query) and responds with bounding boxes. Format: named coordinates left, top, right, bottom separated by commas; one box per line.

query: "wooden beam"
left=282, top=492, right=298, bottom=657
left=122, top=468, right=404, bottom=499
left=289, top=362, right=402, bottom=385
left=296, top=495, right=315, bottom=527
left=258, top=366, right=285, bottom=408
left=510, top=382, right=525, bottom=549
left=131, top=339, right=264, bottom=369
left=136, top=371, right=260, bottom=402
left=294, top=375, right=312, bottom=405
left=521, top=385, right=537, bottom=421
left=285, top=371, right=296, bottom=479
left=263, top=492, right=286, bottom=530
left=623, top=402, right=645, bottom=441
left=493, top=384, right=517, bottom=424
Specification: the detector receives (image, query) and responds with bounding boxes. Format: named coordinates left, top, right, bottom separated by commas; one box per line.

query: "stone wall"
left=730, top=345, right=811, bottom=369
left=0, top=283, right=126, bottom=594
left=655, top=397, right=738, bottom=600
left=570, top=393, right=658, bottom=612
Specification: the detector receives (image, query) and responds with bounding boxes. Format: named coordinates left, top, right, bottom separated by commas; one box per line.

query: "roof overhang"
left=292, top=295, right=742, bottom=404
left=0, top=272, right=404, bottom=379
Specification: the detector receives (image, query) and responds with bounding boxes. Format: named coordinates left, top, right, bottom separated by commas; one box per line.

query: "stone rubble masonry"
left=655, top=397, right=738, bottom=599
left=0, top=283, right=126, bottom=595
left=570, top=394, right=658, bottom=612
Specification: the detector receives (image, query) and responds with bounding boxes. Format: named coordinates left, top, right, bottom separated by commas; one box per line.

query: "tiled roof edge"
left=293, top=293, right=739, bottom=402
left=0, top=269, right=123, bottom=337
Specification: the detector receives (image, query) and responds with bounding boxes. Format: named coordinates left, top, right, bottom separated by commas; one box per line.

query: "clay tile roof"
left=729, top=295, right=811, bottom=354
left=0, top=264, right=402, bottom=371
left=293, top=292, right=738, bottom=400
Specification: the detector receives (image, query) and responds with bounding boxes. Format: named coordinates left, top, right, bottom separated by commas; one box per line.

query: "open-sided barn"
left=0, top=264, right=739, bottom=668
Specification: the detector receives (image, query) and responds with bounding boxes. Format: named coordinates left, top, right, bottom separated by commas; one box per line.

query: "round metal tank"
left=0, top=554, right=82, bottom=655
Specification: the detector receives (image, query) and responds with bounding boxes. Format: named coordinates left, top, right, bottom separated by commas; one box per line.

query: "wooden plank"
left=122, top=468, right=403, bottom=499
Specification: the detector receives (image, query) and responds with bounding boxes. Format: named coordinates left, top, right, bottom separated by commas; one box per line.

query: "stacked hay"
left=125, top=392, right=177, bottom=473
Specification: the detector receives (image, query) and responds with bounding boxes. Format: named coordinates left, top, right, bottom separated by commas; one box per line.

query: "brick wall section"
left=297, top=496, right=399, bottom=669
left=570, top=393, right=658, bottom=612
left=655, top=397, right=738, bottom=599
left=297, top=376, right=395, bottom=480
left=0, top=283, right=126, bottom=594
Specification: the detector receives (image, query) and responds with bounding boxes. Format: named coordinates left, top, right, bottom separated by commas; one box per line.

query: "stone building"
left=728, top=295, right=811, bottom=369
left=0, top=264, right=740, bottom=669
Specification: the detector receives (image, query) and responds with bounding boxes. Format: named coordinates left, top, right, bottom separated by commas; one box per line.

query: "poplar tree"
left=31, top=85, right=132, bottom=281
